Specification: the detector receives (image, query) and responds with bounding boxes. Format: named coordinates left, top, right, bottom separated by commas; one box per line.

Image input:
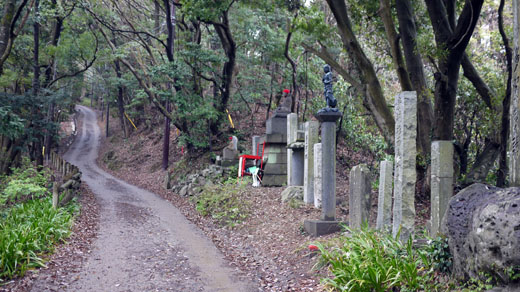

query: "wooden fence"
left=49, top=150, right=81, bottom=208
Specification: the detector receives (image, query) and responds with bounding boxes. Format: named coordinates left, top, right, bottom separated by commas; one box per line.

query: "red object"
left=283, top=89, right=290, bottom=94
left=238, top=141, right=266, bottom=178
left=229, top=137, right=233, bottom=140
left=308, top=245, right=319, bottom=252
left=181, top=147, right=184, bottom=155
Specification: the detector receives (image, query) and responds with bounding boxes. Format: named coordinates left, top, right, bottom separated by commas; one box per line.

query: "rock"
left=442, top=183, right=520, bottom=283
left=281, top=186, right=304, bottom=203
left=163, top=173, right=171, bottom=190
left=179, top=185, right=189, bottom=197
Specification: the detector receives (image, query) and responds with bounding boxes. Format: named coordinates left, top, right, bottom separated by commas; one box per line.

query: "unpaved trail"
left=33, top=105, right=257, bottom=292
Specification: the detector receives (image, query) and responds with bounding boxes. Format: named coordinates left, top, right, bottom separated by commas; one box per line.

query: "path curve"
left=38, top=105, right=256, bottom=292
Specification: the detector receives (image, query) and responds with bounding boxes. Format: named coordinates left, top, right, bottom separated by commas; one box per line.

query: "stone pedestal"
left=262, top=133, right=287, bottom=186
left=430, top=141, right=454, bottom=236
left=349, top=164, right=372, bottom=229
left=304, top=121, right=319, bottom=204
left=304, top=111, right=343, bottom=237
left=392, top=91, right=417, bottom=241
left=314, top=143, right=322, bottom=208
left=511, top=0, right=520, bottom=186
left=222, top=148, right=239, bottom=167
left=376, top=161, right=393, bottom=231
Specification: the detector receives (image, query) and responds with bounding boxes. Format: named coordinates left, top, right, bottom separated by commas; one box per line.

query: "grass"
left=192, top=177, right=249, bottom=227
left=0, top=196, right=78, bottom=280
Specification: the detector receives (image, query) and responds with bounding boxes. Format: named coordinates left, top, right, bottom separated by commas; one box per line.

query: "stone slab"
left=314, top=143, right=322, bottom=208
left=252, top=135, right=261, bottom=156
left=265, top=133, right=287, bottom=144
left=267, top=117, right=288, bottom=136
left=431, top=141, right=454, bottom=177
left=304, top=219, right=345, bottom=237
left=304, top=121, right=319, bottom=205
left=290, top=150, right=304, bottom=186
left=315, top=111, right=342, bottom=123
left=376, top=160, right=393, bottom=231
left=262, top=174, right=286, bottom=186
left=349, top=164, right=372, bottom=229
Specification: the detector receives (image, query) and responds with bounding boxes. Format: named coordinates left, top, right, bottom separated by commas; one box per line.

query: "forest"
left=0, top=0, right=517, bottom=290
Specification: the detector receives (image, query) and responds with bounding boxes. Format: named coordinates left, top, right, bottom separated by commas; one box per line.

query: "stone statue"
left=319, top=64, right=338, bottom=113
left=273, top=89, right=292, bottom=117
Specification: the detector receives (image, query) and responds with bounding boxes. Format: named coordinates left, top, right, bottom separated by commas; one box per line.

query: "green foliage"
left=192, top=177, right=249, bottom=227
left=315, top=227, right=442, bottom=292
left=0, top=159, right=51, bottom=206
left=0, top=196, right=78, bottom=280
left=423, top=236, right=453, bottom=274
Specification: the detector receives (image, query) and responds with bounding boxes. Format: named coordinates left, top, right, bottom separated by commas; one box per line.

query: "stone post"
left=252, top=135, right=261, bottom=156
left=304, top=111, right=343, bottom=236
left=511, top=0, right=520, bottom=186
left=314, top=143, right=322, bottom=208
left=349, top=164, right=372, bottom=229
left=376, top=160, right=393, bottom=231
left=430, top=141, right=454, bottom=236
left=287, top=113, right=298, bottom=186
left=392, top=91, right=417, bottom=241
left=304, top=121, right=319, bottom=204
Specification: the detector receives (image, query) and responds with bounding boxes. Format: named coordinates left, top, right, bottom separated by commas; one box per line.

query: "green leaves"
left=180, top=0, right=235, bottom=22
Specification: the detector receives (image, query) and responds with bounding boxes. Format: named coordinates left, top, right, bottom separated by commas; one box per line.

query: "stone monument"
left=511, top=0, right=520, bottom=186
left=304, top=121, right=319, bottom=204
left=304, top=64, right=343, bottom=236
left=349, top=164, right=372, bottom=229
left=314, top=143, right=322, bottom=208
left=430, top=141, right=453, bottom=236
left=376, top=160, right=393, bottom=231
left=392, top=91, right=417, bottom=241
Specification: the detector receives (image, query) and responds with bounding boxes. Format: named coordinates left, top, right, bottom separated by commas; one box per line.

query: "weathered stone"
left=287, top=113, right=298, bottom=186
left=511, top=0, right=520, bottom=186
left=392, top=91, right=417, bottom=241
left=376, top=161, right=393, bottom=231
left=163, top=173, right=171, bottom=190
left=431, top=141, right=454, bottom=236
left=349, top=164, right=372, bottom=229
left=281, top=186, right=304, bottom=202
left=304, top=121, right=319, bottom=204
left=265, top=133, right=286, bottom=144
left=267, top=116, right=288, bottom=136
left=442, top=184, right=520, bottom=284
left=179, top=185, right=189, bottom=197
left=223, top=148, right=239, bottom=161
left=314, top=143, right=322, bottom=208
left=252, top=135, right=261, bottom=156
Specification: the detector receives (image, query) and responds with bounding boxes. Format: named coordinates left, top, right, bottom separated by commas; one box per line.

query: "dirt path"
left=36, top=105, right=257, bottom=292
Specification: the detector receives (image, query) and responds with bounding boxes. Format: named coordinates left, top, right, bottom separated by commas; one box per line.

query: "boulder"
left=281, top=186, right=304, bottom=202
left=442, top=183, right=520, bottom=284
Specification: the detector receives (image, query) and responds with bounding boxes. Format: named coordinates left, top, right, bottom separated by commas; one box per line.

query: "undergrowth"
left=0, top=161, right=79, bottom=281
left=192, top=177, right=249, bottom=227
left=314, top=227, right=455, bottom=292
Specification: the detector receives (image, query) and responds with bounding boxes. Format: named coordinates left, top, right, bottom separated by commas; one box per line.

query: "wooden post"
left=52, top=183, right=59, bottom=209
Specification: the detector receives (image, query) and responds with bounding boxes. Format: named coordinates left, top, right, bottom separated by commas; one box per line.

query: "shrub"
left=193, top=177, right=249, bottom=227
left=0, top=196, right=78, bottom=280
left=0, top=159, right=51, bottom=206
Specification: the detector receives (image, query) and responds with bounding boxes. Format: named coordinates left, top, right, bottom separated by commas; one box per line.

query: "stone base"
left=304, top=219, right=345, bottom=237
left=221, top=159, right=238, bottom=167
left=262, top=174, right=286, bottom=186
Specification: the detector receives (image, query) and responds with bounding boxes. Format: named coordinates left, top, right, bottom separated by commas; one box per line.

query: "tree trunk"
left=496, top=0, right=513, bottom=187
left=326, top=0, right=395, bottom=149
left=396, top=0, right=434, bottom=157
left=425, top=0, right=484, bottom=140
left=162, top=0, right=176, bottom=169
left=114, top=60, right=128, bottom=138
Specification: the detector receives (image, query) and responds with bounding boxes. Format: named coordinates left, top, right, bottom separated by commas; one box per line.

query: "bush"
left=0, top=159, right=51, bottom=206
left=192, top=177, right=249, bottom=227
left=0, top=196, right=78, bottom=280
left=314, top=227, right=442, bottom=292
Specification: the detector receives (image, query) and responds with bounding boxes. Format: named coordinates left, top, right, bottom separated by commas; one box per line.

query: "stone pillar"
left=290, top=149, right=304, bottom=186
left=304, top=121, right=319, bottom=204
left=287, top=113, right=298, bottom=186
left=511, top=0, right=520, bottom=186
left=376, top=160, right=393, bottom=231
left=349, top=164, right=371, bottom=229
left=430, top=141, right=454, bottom=236
left=304, top=111, right=342, bottom=236
left=314, top=143, right=322, bottom=208
left=252, top=135, right=261, bottom=156
left=392, top=91, right=417, bottom=241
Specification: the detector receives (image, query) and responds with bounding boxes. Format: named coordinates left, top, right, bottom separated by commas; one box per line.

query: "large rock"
left=442, top=183, right=520, bottom=283
left=281, top=186, right=303, bottom=202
